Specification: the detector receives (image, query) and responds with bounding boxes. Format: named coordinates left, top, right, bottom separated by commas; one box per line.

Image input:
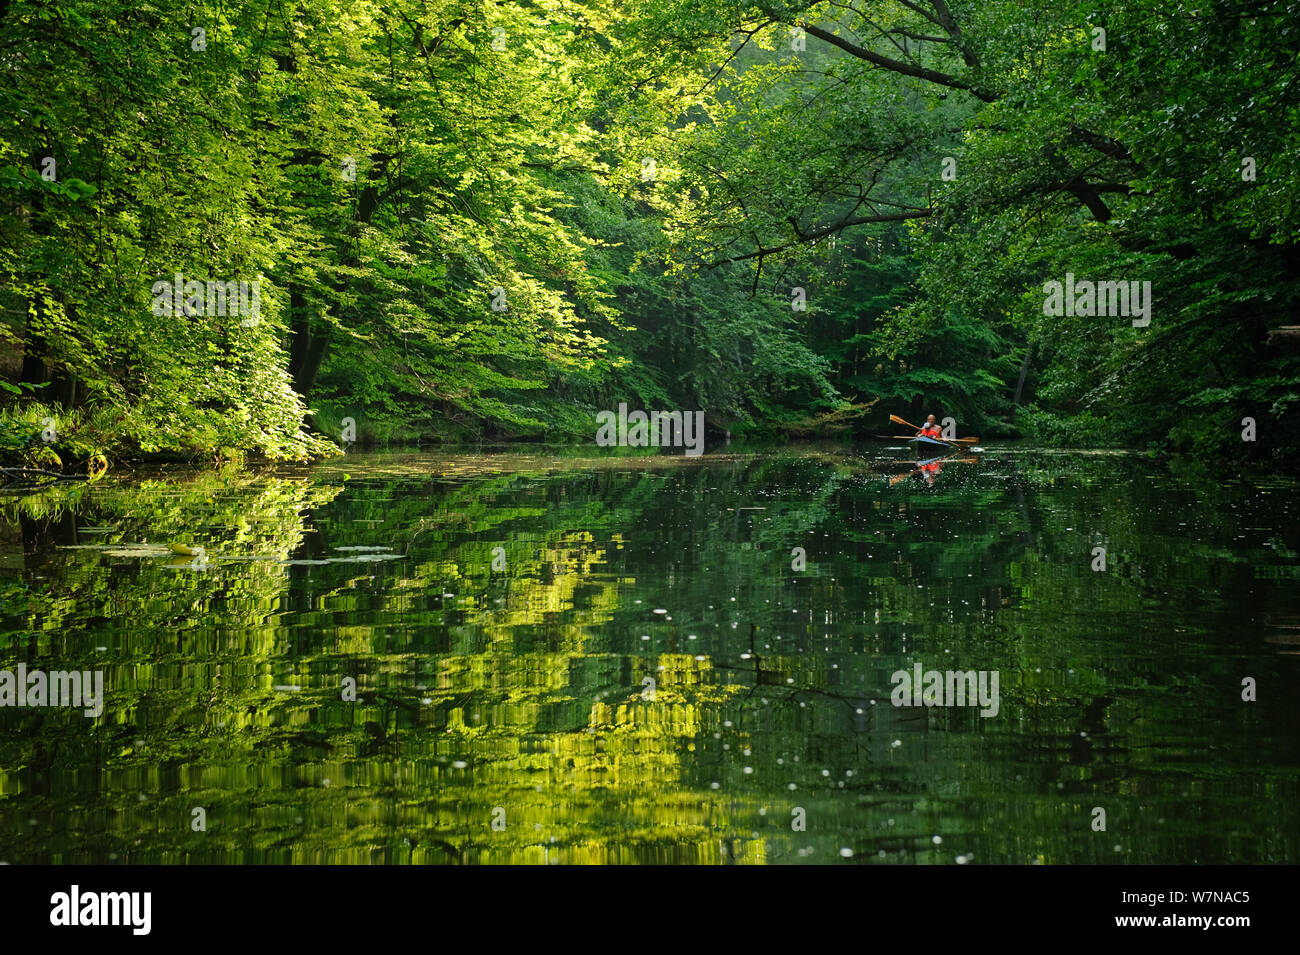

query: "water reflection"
left=1, top=446, right=1298, bottom=864
left=889, top=450, right=981, bottom=487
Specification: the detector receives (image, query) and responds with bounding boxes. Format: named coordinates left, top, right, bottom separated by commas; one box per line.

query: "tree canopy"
left=2, top=0, right=1297, bottom=466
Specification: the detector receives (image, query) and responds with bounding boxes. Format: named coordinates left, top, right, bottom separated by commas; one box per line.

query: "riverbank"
left=4, top=393, right=1295, bottom=482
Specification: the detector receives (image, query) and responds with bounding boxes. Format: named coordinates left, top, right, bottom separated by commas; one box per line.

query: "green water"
left=1, top=445, right=1297, bottom=864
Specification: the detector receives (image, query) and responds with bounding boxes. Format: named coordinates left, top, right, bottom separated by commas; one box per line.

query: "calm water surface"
left=1, top=445, right=1297, bottom=864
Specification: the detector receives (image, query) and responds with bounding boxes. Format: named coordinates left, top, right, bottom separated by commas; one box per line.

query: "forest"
left=2, top=0, right=1298, bottom=468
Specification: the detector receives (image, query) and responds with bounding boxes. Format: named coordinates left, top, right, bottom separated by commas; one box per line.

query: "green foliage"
left=2, top=0, right=1298, bottom=464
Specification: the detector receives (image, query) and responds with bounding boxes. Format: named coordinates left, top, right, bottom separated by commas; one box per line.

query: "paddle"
left=888, top=414, right=979, bottom=445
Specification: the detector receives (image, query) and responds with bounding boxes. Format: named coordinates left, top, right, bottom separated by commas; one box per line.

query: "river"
left=1, top=444, right=1297, bottom=863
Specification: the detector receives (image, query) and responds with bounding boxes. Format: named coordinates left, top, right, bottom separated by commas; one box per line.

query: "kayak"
left=909, top=435, right=955, bottom=457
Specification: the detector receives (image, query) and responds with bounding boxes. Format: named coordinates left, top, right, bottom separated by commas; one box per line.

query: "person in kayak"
left=917, top=415, right=942, bottom=439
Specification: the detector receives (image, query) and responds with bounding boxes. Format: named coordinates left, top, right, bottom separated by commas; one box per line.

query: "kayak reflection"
left=889, top=451, right=980, bottom=486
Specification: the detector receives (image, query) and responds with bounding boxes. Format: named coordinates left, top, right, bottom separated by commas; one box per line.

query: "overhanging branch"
left=708, top=209, right=930, bottom=267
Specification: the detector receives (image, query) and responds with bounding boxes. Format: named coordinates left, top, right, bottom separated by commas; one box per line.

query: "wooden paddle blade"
left=889, top=413, right=920, bottom=430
